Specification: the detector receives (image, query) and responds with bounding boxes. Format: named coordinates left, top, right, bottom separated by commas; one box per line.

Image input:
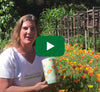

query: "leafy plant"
left=0, top=0, right=19, bottom=50
left=39, top=3, right=87, bottom=36
left=56, top=44, right=100, bottom=92
left=40, top=7, right=67, bottom=36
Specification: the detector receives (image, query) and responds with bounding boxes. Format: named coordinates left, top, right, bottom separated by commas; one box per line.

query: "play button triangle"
left=47, top=42, right=54, bottom=51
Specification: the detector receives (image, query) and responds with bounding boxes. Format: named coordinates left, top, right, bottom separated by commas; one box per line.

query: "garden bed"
left=56, top=43, right=100, bottom=92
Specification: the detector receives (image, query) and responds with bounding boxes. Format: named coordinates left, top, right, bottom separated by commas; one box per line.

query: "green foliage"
left=40, top=7, right=67, bottom=36
left=69, top=34, right=100, bottom=52
left=63, top=3, right=87, bottom=15
left=0, top=0, right=19, bottom=50
left=69, top=34, right=85, bottom=48
left=39, top=4, right=87, bottom=36
left=96, top=37, right=100, bottom=52
left=56, top=44, right=100, bottom=92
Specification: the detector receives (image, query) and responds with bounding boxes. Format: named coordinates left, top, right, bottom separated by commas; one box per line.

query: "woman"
left=0, top=14, right=52, bottom=92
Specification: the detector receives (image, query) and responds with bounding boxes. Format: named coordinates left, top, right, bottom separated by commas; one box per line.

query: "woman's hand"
left=33, top=81, right=49, bottom=92
left=42, top=82, right=60, bottom=92
left=34, top=81, right=60, bottom=92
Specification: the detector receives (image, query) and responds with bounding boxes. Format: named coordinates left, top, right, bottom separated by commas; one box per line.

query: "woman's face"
left=20, top=20, right=37, bottom=47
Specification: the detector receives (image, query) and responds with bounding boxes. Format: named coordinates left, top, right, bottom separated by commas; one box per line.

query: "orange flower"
left=97, top=78, right=100, bottom=82
left=62, top=57, right=65, bottom=60
left=95, top=67, right=98, bottom=71
left=89, top=73, right=93, bottom=77
left=52, top=66, right=56, bottom=69
left=59, top=59, right=62, bottom=61
left=88, top=48, right=91, bottom=50
left=89, top=60, right=93, bottom=64
left=59, top=64, right=62, bottom=69
left=80, top=45, right=83, bottom=47
left=96, top=53, right=100, bottom=55
left=81, top=74, right=86, bottom=79
left=62, top=69, right=66, bottom=73
left=73, top=79, right=80, bottom=83
left=69, top=62, right=72, bottom=65
left=81, top=55, right=84, bottom=59
left=58, top=89, right=65, bottom=92
left=67, top=75, right=72, bottom=79
left=70, top=46, right=74, bottom=50
left=77, top=64, right=82, bottom=68
left=95, top=58, right=98, bottom=61
left=96, top=74, right=100, bottom=77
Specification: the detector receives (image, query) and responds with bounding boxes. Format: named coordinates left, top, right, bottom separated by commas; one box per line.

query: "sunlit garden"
left=1, top=1, right=100, bottom=92
left=55, top=43, right=100, bottom=92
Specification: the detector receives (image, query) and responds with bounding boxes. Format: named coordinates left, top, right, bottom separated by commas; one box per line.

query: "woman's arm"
left=0, top=78, right=49, bottom=92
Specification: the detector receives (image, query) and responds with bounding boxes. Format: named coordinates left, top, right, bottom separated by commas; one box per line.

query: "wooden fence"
left=53, top=7, right=100, bottom=52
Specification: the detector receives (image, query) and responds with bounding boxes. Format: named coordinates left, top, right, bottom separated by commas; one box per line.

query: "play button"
left=35, top=36, right=64, bottom=56
left=47, top=42, right=54, bottom=51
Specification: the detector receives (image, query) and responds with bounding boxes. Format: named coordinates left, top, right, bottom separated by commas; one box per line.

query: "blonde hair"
left=4, top=14, right=40, bottom=50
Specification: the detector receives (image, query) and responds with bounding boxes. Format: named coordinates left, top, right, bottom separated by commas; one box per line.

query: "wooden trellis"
left=53, top=7, right=100, bottom=51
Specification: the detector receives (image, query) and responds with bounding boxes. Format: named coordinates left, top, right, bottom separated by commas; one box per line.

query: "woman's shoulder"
left=0, top=47, right=14, bottom=58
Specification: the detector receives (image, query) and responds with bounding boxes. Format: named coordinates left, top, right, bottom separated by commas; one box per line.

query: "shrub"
left=39, top=7, right=67, bottom=36
left=39, top=4, right=86, bottom=36
left=56, top=43, right=100, bottom=92
left=0, top=0, right=19, bottom=50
